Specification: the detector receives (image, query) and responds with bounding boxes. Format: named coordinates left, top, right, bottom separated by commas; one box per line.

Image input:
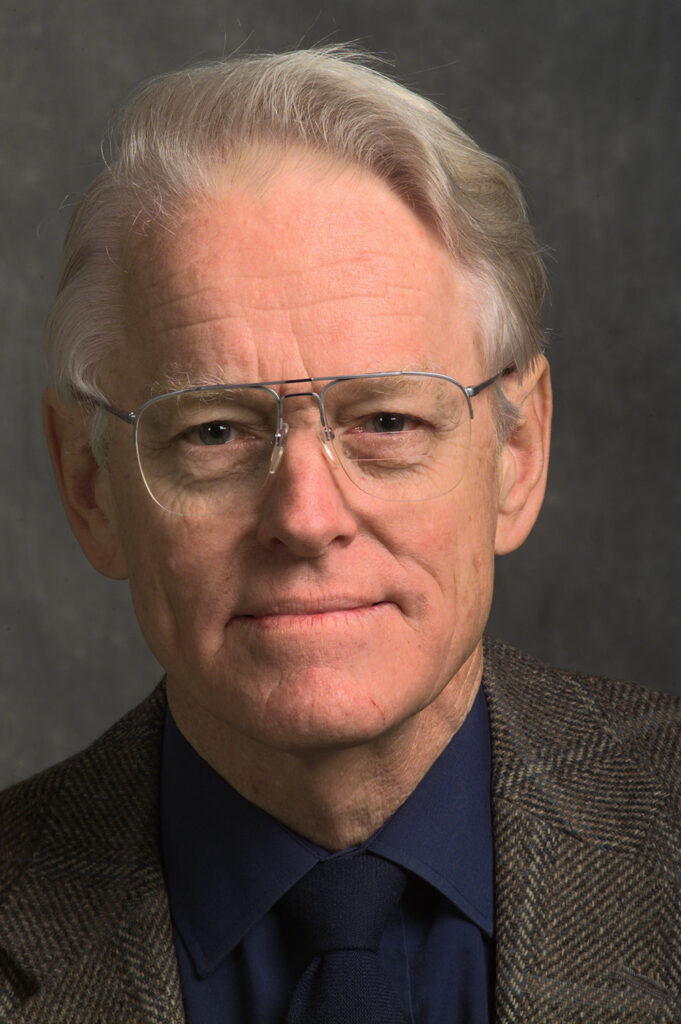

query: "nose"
left=256, top=421, right=358, bottom=557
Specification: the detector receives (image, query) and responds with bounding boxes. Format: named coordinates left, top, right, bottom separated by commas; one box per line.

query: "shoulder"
left=483, top=634, right=681, bottom=764
left=0, top=682, right=167, bottom=899
left=0, top=684, right=183, bottom=1021
left=482, top=635, right=681, bottom=822
left=482, top=640, right=681, bottom=1018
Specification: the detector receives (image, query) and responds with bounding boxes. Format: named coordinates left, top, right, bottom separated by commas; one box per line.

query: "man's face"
left=99, top=154, right=505, bottom=756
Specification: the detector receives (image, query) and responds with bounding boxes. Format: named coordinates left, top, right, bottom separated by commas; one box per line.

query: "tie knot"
left=279, top=853, right=406, bottom=953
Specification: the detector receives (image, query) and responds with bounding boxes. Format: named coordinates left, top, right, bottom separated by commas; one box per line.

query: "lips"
left=230, top=603, right=391, bottom=640
left=237, top=598, right=386, bottom=618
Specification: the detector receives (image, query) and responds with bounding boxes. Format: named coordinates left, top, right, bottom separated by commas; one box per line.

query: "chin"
left=234, top=674, right=412, bottom=755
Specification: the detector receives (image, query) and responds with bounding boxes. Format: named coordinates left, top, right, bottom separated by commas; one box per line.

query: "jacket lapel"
left=0, top=684, right=185, bottom=1023
left=483, top=638, right=680, bottom=1023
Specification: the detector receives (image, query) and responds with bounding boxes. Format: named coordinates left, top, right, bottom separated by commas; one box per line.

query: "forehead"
left=114, top=153, right=483, bottom=399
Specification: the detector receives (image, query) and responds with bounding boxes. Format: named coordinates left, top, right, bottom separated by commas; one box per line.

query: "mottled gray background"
left=2, top=0, right=679, bottom=788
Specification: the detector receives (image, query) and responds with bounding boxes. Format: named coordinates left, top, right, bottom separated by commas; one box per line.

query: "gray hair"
left=46, top=45, right=546, bottom=451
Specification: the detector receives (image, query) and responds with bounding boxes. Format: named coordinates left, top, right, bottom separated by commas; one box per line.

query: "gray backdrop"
left=2, top=0, right=679, bottom=788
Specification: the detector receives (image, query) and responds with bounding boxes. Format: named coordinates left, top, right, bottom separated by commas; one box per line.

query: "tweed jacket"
left=1, top=638, right=680, bottom=1023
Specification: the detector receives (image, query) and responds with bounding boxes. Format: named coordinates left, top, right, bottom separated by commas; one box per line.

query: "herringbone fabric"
left=0, top=638, right=680, bottom=1022
left=0, top=686, right=184, bottom=1024
left=486, top=643, right=681, bottom=1022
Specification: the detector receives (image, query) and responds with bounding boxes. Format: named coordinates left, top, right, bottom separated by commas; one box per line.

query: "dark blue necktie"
left=279, top=852, right=411, bottom=1024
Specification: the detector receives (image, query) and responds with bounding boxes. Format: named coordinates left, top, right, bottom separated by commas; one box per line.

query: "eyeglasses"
left=89, top=370, right=504, bottom=515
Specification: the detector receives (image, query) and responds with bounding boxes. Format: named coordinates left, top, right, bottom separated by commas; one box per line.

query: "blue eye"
left=197, top=421, right=233, bottom=445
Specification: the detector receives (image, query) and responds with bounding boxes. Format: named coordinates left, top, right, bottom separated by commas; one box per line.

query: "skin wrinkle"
left=125, top=289, right=441, bottom=333
left=127, top=278, right=442, bottom=327
left=133, top=199, right=430, bottom=280
left=151, top=359, right=465, bottom=395
left=136, top=258, right=433, bottom=289
left=63, top=152, right=549, bottom=849
left=118, top=258, right=485, bottom=416
left=245, top=645, right=484, bottom=846
left=131, top=177, right=458, bottom=292
left=152, top=304, right=435, bottom=329
left=126, top=283, right=431, bottom=324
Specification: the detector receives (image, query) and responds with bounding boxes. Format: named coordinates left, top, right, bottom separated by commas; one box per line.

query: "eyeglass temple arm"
left=72, top=390, right=136, bottom=426
left=464, top=365, right=515, bottom=400
left=462, top=364, right=516, bottom=411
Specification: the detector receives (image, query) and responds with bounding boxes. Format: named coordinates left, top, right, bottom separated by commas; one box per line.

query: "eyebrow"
left=149, top=365, right=232, bottom=395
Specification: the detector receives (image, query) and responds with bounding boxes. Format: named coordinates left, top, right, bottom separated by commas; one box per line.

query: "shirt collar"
left=367, top=685, right=494, bottom=935
left=160, top=685, right=493, bottom=978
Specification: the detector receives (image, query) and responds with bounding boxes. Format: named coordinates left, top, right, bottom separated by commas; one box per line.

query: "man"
left=1, top=47, right=679, bottom=1024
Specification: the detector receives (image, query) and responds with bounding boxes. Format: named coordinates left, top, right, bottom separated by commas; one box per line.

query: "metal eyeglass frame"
left=82, top=368, right=509, bottom=504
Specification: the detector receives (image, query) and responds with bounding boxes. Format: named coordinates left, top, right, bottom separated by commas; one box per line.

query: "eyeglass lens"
left=134, top=374, right=472, bottom=514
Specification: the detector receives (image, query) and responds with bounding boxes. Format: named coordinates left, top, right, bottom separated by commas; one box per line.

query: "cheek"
left=400, top=461, right=499, bottom=630
left=402, top=472, right=498, bottom=582
left=433, top=513, right=495, bottom=620
left=115, top=496, right=249, bottom=663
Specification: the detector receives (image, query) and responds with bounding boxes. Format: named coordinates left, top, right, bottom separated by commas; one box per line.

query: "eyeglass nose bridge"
left=267, top=388, right=337, bottom=476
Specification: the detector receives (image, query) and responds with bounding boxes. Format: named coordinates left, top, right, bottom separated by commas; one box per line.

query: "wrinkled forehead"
left=108, top=152, right=484, bottom=402
left=125, top=149, right=460, bottom=291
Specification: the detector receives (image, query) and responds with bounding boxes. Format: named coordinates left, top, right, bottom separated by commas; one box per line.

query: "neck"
left=167, top=645, right=483, bottom=851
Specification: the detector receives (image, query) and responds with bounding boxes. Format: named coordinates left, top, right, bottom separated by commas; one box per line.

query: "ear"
left=494, top=357, right=552, bottom=555
left=43, top=388, right=129, bottom=579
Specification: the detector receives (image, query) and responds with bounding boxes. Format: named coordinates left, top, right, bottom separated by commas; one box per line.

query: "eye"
left=369, top=412, right=412, bottom=432
left=194, top=421, right=234, bottom=445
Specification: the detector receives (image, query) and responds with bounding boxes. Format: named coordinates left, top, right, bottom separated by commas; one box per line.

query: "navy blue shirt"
left=160, top=687, right=494, bottom=1023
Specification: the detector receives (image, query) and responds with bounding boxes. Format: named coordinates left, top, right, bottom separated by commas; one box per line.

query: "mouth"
left=231, top=599, right=393, bottom=632
left=240, top=597, right=385, bottom=616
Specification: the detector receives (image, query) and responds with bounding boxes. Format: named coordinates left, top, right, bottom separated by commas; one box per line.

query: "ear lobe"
left=43, top=388, right=129, bottom=580
left=494, top=357, right=552, bottom=555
